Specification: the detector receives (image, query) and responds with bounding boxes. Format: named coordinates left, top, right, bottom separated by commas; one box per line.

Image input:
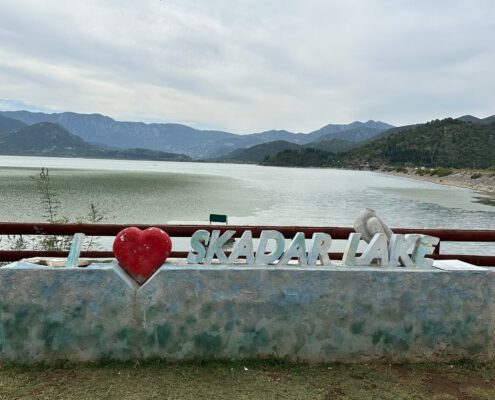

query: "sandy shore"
left=380, top=169, right=495, bottom=195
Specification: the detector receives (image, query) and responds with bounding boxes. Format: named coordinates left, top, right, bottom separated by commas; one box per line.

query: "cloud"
left=0, top=0, right=493, bottom=132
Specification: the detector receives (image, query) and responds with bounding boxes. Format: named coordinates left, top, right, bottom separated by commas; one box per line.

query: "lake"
left=0, top=155, right=494, bottom=254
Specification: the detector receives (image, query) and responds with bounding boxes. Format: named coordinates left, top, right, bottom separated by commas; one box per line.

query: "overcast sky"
left=0, top=0, right=494, bottom=133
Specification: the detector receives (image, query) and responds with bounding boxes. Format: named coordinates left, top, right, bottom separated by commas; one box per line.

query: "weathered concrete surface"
left=0, top=261, right=137, bottom=363
left=1, top=261, right=494, bottom=363
left=137, top=264, right=495, bottom=362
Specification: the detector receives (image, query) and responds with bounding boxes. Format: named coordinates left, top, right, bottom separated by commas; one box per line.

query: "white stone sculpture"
left=354, top=208, right=393, bottom=243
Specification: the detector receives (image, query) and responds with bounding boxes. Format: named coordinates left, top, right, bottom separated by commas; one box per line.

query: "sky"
left=0, top=0, right=494, bottom=133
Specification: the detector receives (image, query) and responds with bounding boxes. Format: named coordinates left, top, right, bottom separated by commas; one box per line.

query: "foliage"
left=262, top=148, right=341, bottom=167
left=429, top=167, right=453, bottom=177
left=31, top=168, right=72, bottom=251
left=471, top=173, right=483, bottom=179
left=2, top=168, right=105, bottom=254
left=348, top=119, right=495, bottom=168
left=263, top=119, right=495, bottom=169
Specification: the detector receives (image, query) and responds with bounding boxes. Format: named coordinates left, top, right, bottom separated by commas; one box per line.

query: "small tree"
left=31, top=168, right=72, bottom=251
left=2, top=168, right=106, bottom=255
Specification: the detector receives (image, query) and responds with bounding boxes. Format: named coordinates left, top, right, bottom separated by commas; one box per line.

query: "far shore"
left=379, top=168, right=495, bottom=195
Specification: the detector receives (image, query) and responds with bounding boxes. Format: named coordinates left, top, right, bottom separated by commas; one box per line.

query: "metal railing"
left=0, top=222, right=494, bottom=266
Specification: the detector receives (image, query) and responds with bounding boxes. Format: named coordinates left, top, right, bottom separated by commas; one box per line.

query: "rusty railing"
left=0, top=222, right=494, bottom=266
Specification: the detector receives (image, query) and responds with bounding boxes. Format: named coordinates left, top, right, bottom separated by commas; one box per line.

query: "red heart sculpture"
left=113, top=227, right=172, bottom=284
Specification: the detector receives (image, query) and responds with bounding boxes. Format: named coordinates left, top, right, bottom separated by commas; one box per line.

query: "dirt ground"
left=0, top=359, right=494, bottom=400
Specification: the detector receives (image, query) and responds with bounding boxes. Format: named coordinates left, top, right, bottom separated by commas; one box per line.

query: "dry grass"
left=0, top=359, right=494, bottom=399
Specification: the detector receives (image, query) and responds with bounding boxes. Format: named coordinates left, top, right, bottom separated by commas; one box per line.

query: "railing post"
left=433, top=241, right=441, bottom=255
left=65, top=233, right=85, bottom=268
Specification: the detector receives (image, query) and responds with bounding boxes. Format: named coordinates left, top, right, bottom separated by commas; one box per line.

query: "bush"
left=430, top=168, right=453, bottom=177
left=2, top=168, right=105, bottom=255
left=471, top=173, right=483, bottom=180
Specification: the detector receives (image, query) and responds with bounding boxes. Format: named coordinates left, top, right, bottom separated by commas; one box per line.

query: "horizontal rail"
left=1, top=251, right=494, bottom=266
left=1, top=222, right=495, bottom=242
left=0, top=223, right=493, bottom=266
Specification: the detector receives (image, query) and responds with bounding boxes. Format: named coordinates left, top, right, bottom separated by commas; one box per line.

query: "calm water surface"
left=0, top=155, right=494, bottom=254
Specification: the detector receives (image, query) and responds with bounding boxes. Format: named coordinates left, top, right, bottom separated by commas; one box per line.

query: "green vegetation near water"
left=1, top=360, right=495, bottom=399
left=262, top=119, right=495, bottom=170
left=220, top=138, right=357, bottom=164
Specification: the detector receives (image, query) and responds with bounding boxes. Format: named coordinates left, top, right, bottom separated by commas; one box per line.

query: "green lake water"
left=0, top=156, right=494, bottom=254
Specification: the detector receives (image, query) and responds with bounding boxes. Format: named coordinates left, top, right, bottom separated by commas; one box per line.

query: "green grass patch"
left=1, top=360, right=495, bottom=399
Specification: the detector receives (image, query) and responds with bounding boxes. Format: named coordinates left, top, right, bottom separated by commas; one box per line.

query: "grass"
left=0, top=360, right=495, bottom=399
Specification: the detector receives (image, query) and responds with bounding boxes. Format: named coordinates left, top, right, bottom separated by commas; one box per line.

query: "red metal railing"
left=0, top=222, right=494, bottom=266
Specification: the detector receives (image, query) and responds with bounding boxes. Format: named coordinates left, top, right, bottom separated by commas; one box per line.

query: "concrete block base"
left=0, top=261, right=493, bottom=363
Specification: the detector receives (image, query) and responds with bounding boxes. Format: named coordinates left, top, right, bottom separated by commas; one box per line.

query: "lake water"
left=0, top=155, right=494, bottom=254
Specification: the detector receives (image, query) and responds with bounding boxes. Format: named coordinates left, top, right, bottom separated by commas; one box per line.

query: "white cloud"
left=0, top=0, right=493, bottom=132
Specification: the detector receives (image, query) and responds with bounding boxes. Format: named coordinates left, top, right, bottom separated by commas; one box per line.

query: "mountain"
left=261, top=148, right=340, bottom=168
left=217, top=140, right=302, bottom=163
left=0, top=114, right=26, bottom=135
left=263, top=118, right=495, bottom=169
left=306, top=122, right=393, bottom=143
left=0, top=111, right=233, bottom=158
left=0, top=110, right=393, bottom=158
left=0, top=122, right=191, bottom=161
left=311, top=137, right=359, bottom=153
left=217, top=135, right=359, bottom=163
left=0, top=122, right=101, bottom=156
left=457, top=115, right=495, bottom=125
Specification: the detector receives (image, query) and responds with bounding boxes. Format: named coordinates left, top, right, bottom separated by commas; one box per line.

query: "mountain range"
left=0, top=110, right=393, bottom=158
left=0, top=121, right=191, bottom=161
left=1, top=110, right=493, bottom=169
left=0, top=114, right=26, bottom=135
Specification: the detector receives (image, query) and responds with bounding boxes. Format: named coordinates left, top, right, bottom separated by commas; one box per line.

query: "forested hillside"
left=263, top=119, right=495, bottom=169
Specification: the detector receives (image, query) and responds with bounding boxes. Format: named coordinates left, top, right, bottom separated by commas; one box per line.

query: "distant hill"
left=261, top=148, right=340, bottom=168
left=217, top=136, right=359, bottom=163
left=0, top=122, right=101, bottom=156
left=0, top=122, right=191, bottom=161
left=347, top=118, right=495, bottom=168
left=307, top=123, right=392, bottom=143
left=217, top=140, right=301, bottom=163
left=456, top=115, right=495, bottom=125
left=0, top=114, right=26, bottom=135
left=263, top=118, right=495, bottom=169
left=0, top=110, right=393, bottom=158
left=310, top=137, right=358, bottom=153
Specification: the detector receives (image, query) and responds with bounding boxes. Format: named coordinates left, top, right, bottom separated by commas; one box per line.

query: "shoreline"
left=379, top=169, right=495, bottom=195
left=1, top=154, right=494, bottom=196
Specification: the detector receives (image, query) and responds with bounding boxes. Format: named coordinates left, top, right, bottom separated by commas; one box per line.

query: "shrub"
left=2, top=168, right=105, bottom=256
left=430, top=168, right=453, bottom=177
left=471, top=173, right=483, bottom=180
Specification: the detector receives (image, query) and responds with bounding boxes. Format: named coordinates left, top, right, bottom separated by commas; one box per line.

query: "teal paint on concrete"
left=0, top=262, right=138, bottom=363
left=135, top=264, right=495, bottom=362
left=1, top=261, right=495, bottom=363
left=350, top=321, right=365, bottom=335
